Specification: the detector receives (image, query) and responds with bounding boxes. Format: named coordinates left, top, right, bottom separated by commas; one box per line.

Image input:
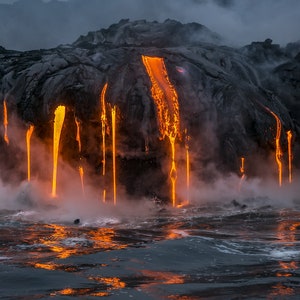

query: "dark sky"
left=0, top=0, right=299, bottom=50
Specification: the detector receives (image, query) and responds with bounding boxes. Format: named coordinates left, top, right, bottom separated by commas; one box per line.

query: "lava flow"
left=185, top=129, right=190, bottom=204
left=75, top=117, right=85, bottom=198
left=287, top=130, right=293, bottom=183
left=26, top=124, right=34, bottom=182
left=264, top=106, right=283, bottom=187
left=3, top=99, right=9, bottom=145
left=100, top=83, right=108, bottom=202
left=239, top=157, right=245, bottom=191
left=142, top=55, right=180, bottom=207
left=111, top=106, right=117, bottom=206
left=52, top=105, right=66, bottom=198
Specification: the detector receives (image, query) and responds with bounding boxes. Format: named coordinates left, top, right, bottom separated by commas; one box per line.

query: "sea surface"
left=1, top=197, right=300, bottom=299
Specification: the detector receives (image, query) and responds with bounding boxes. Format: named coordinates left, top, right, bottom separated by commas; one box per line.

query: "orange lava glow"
left=270, top=218, right=300, bottom=297
left=185, top=129, right=190, bottom=204
left=264, top=107, right=283, bottom=187
left=287, top=130, right=293, bottom=183
left=3, top=99, right=9, bottom=145
left=111, top=106, right=117, bottom=206
left=238, top=157, right=245, bottom=191
left=100, top=83, right=108, bottom=177
left=79, top=165, right=85, bottom=198
left=100, top=83, right=108, bottom=203
left=142, top=55, right=180, bottom=206
left=51, top=105, right=65, bottom=198
left=26, top=124, right=34, bottom=182
left=74, top=117, right=82, bottom=153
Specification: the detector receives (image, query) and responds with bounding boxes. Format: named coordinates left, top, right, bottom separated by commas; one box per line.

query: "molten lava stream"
left=3, top=99, right=9, bottom=145
left=111, top=106, right=117, bottom=206
left=263, top=106, right=283, bottom=187
left=100, top=83, right=108, bottom=202
left=26, top=124, right=34, bottom=182
left=52, top=105, right=66, bottom=198
left=75, top=117, right=85, bottom=198
left=78, top=165, right=85, bottom=198
left=238, top=157, right=245, bottom=191
left=287, top=130, right=293, bottom=183
left=75, top=117, right=82, bottom=153
left=141, top=55, right=180, bottom=207
left=184, top=129, right=190, bottom=205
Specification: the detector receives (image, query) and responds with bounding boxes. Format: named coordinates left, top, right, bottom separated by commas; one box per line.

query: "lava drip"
left=184, top=129, right=190, bottom=204
left=111, top=106, right=117, bottom=206
left=100, top=83, right=108, bottom=202
left=26, top=124, right=34, bottom=182
left=142, top=55, right=180, bottom=207
left=286, top=130, right=293, bottom=184
left=3, top=99, right=9, bottom=145
left=75, top=117, right=85, bottom=198
left=52, top=105, right=66, bottom=198
left=239, top=157, right=245, bottom=191
left=265, top=108, right=283, bottom=187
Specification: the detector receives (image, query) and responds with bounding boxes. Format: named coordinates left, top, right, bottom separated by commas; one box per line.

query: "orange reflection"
left=142, top=55, right=180, bottom=206
left=90, top=276, right=126, bottom=290
left=140, top=270, right=185, bottom=291
left=26, top=124, right=34, bottom=182
left=270, top=218, right=300, bottom=297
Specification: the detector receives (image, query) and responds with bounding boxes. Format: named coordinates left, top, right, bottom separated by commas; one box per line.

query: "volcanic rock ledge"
left=0, top=20, right=299, bottom=199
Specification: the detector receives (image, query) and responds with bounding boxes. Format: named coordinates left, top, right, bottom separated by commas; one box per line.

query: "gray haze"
left=0, top=0, right=299, bottom=50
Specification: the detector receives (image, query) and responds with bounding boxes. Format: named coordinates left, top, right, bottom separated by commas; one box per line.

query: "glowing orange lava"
left=142, top=55, right=180, bottom=206
left=52, top=105, right=65, bottom=198
left=185, top=129, right=190, bottom=204
left=264, top=106, right=283, bottom=187
left=287, top=130, right=293, bottom=183
left=75, top=117, right=85, bottom=198
left=74, top=117, right=82, bottom=153
left=111, top=106, right=117, bottom=206
left=3, top=99, right=9, bottom=145
left=100, top=83, right=108, bottom=177
left=100, top=83, right=108, bottom=202
left=26, top=124, right=34, bottom=182
left=238, top=157, right=245, bottom=191
left=79, top=165, right=85, bottom=198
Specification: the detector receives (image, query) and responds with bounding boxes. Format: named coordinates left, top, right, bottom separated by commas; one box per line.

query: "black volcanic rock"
left=0, top=20, right=299, bottom=199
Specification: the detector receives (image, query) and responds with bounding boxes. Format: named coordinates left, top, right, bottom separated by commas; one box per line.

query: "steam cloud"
left=0, top=0, right=299, bottom=50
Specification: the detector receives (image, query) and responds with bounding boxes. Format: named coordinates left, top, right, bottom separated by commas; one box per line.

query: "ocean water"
left=0, top=198, right=300, bottom=299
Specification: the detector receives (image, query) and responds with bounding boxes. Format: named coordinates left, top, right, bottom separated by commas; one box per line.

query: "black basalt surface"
left=0, top=20, right=299, bottom=198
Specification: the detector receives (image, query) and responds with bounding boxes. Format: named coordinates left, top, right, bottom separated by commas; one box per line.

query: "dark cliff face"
left=0, top=20, right=299, bottom=199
